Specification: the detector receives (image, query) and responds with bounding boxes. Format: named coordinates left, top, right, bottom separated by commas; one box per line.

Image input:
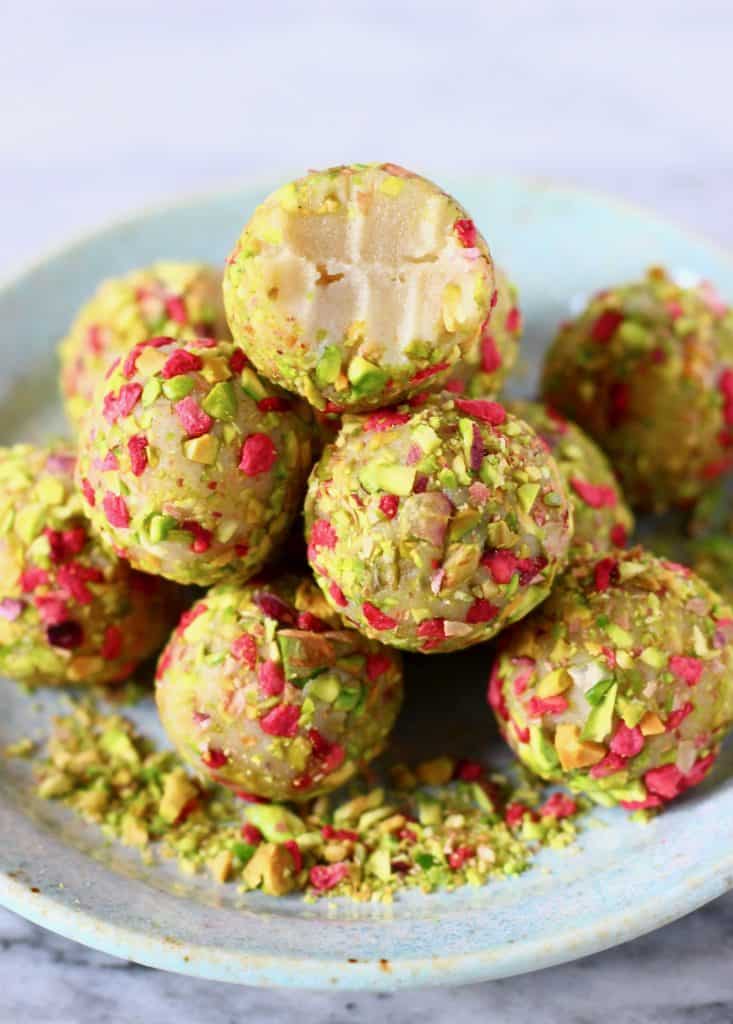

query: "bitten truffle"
left=76, top=336, right=314, bottom=586
left=155, top=574, right=403, bottom=801
left=305, top=394, right=573, bottom=653
left=223, top=163, right=495, bottom=412
left=489, top=547, right=733, bottom=810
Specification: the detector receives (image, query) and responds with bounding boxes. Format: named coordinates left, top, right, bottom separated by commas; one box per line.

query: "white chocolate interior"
left=261, top=175, right=483, bottom=363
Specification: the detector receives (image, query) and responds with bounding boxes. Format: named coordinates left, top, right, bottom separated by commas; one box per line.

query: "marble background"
left=2, top=1, right=733, bottom=1020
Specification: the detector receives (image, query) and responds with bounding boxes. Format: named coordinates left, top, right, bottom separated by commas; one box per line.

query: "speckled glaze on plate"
left=1, top=178, right=733, bottom=990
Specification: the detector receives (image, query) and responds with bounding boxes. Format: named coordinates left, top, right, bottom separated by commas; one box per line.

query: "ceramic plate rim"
left=2, top=175, right=733, bottom=990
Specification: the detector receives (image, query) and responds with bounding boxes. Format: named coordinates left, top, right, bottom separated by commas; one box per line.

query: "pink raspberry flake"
left=700, top=455, right=733, bottom=481
left=505, top=307, right=522, bottom=333
left=513, top=721, right=530, bottom=744
left=487, top=662, right=509, bottom=721
left=644, top=764, right=685, bottom=801
left=284, top=839, right=302, bottom=873
left=408, top=362, right=450, bottom=386
left=231, top=633, right=257, bottom=669
left=511, top=657, right=535, bottom=694
left=718, top=381, right=733, bottom=431
left=594, top=557, right=618, bottom=592
left=102, top=493, right=130, bottom=529
left=527, top=695, right=569, bottom=718
left=100, top=451, right=119, bottom=473
left=454, top=759, right=483, bottom=781
left=81, top=477, right=96, bottom=507
left=453, top=218, right=477, bottom=248
left=329, top=582, right=348, bottom=608
left=610, top=523, right=628, bottom=547
left=378, top=494, right=399, bottom=519
left=103, top=382, right=143, bottom=424
left=174, top=396, right=213, bottom=439
left=417, top=617, right=445, bottom=640
left=609, top=722, right=644, bottom=759
left=20, top=566, right=49, bottom=593
left=362, top=602, right=398, bottom=631
left=202, top=747, right=229, bottom=770
left=590, top=309, right=624, bottom=343
left=239, top=433, right=277, bottom=476
left=241, top=823, right=262, bottom=845
left=480, top=330, right=502, bottom=373
left=540, top=792, right=577, bottom=819
left=684, top=752, right=716, bottom=789
left=258, top=659, right=285, bottom=697
left=183, top=520, right=213, bottom=554
left=297, top=610, right=328, bottom=632
left=161, top=348, right=203, bottom=379
left=259, top=703, right=300, bottom=737
left=666, top=701, right=694, bottom=731
left=668, top=654, right=703, bottom=686
left=58, top=562, right=104, bottom=605
left=570, top=477, right=617, bottom=509
left=454, top=398, right=506, bottom=426
left=590, top=751, right=626, bottom=779
left=257, top=396, right=291, bottom=413
left=465, top=598, right=499, bottom=624
left=165, top=295, right=187, bottom=324
left=309, top=862, right=350, bottom=892
left=308, top=728, right=345, bottom=774
left=363, top=410, right=411, bottom=432
left=229, top=347, right=248, bottom=373
left=505, top=802, right=531, bottom=828
left=366, top=651, right=393, bottom=682
left=322, top=824, right=359, bottom=842
left=176, top=602, right=208, bottom=636
left=127, top=434, right=149, bottom=477
left=254, top=592, right=297, bottom=625
left=309, top=518, right=337, bottom=550
left=482, top=549, right=519, bottom=584
left=448, top=845, right=475, bottom=870
left=101, top=625, right=123, bottom=660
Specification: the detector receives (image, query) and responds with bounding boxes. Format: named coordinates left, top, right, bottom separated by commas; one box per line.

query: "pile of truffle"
left=5, top=163, right=733, bottom=825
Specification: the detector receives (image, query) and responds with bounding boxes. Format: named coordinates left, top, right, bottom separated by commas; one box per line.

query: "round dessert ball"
left=76, top=336, right=314, bottom=587
left=542, top=267, right=733, bottom=511
left=489, top=547, right=733, bottom=811
left=305, top=393, right=573, bottom=653
left=0, top=444, right=177, bottom=687
left=507, top=400, right=634, bottom=559
left=445, top=267, right=522, bottom=397
left=223, top=163, right=495, bottom=413
left=155, top=574, right=403, bottom=801
left=60, top=262, right=229, bottom=431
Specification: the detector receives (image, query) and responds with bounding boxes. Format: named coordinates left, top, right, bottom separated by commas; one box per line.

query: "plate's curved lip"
left=2, top=175, right=733, bottom=989
left=1, top=851, right=731, bottom=990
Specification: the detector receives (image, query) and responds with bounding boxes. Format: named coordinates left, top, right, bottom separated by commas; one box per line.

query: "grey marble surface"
left=2, top=896, right=733, bottom=1023
left=3, top=1, right=733, bottom=1020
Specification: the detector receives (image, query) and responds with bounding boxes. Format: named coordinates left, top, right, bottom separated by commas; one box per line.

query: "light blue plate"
left=1, top=177, right=733, bottom=990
